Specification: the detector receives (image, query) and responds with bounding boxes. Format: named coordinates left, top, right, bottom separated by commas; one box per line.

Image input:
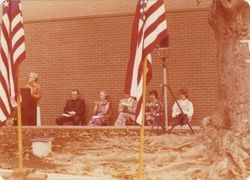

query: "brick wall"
left=0, top=0, right=212, bottom=22
left=17, top=2, right=218, bottom=125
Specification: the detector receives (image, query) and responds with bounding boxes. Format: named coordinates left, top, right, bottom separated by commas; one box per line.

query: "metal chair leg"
left=167, top=124, right=176, bottom=134
left=150, top=125, right=154, bottom=136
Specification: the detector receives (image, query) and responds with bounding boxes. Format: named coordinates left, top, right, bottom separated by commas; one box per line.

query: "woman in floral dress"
left=145, top=90, right=162, bottom=126
left=88, top=91, right=110, bottom=126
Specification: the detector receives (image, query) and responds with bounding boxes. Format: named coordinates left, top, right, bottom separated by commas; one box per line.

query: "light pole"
left=157, top=36, right=170, bottom=127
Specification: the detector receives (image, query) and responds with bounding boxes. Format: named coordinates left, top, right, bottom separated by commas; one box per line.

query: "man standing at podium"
left=26, top=72, right=42, bottom=102
left=23, top=72, right=42, bottom=125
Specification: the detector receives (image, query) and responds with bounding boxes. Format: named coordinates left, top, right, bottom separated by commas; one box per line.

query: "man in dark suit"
left=56, top=89, right=85, bottom=125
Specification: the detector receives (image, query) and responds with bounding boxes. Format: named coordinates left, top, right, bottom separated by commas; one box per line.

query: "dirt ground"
left=0, top=127, right=249, bottom=180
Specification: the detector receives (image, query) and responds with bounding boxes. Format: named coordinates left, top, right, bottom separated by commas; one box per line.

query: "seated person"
left=114, top=93, right=136, bottom=126
left=172, top=89, right=194, bottom=125
left=88, top=91, right=110, bottom=126
left=56, top=89, right=84, bottom=125
left=145, top=90, right=162, bottom=126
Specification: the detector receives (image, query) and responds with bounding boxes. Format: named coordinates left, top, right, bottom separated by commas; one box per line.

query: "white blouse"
left=172, top=99, right=194, bottom=119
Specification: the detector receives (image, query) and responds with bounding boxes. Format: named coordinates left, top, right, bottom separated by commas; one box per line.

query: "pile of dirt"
left=0, top=126, right=249, bottom=179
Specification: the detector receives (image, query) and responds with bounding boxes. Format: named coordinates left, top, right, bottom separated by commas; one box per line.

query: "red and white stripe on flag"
left=125, top=0, right=168, bottom=125
left=0, top=0, right=25, bottom=122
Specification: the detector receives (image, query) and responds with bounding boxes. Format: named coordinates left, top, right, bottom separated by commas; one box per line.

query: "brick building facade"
left=12, top=0, right=218, bottom=125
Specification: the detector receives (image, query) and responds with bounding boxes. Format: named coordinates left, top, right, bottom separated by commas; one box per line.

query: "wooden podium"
left=20, top=88, right=37, bottom=125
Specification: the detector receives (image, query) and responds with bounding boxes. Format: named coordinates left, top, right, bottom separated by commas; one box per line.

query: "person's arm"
left=154, top=102, right=162, bottom=116
left=187, top=101, right=194, bottom=118
left=172, top=102, right=178, bottom=118
left=93, top=104, right=99, bottom=114
left=31, top=84, right=42, bottom=100
left=103, top=102, right=110, bottom=114
left=63, top=100, right=70, bottom=114
left=97, top=102, right=110, bottom=114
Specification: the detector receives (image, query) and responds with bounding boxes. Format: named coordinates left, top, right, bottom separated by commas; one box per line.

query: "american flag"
left=0, top=0, right=25, bottom=122
left=125, top=0, right=168, bottom=125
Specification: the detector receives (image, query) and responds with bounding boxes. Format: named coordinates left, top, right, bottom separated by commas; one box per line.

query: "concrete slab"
left=0, top=169, right=113, bottom=180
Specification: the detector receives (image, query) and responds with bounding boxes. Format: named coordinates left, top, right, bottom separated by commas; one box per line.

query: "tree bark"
left=205, top=1, right=250, bottom=179
left=208, top=0, right=250, bottom=131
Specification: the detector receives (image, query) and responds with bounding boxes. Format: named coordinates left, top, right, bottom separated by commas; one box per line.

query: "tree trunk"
left=205, top=0, right=250, bottom=179
left=208, top=0, right=250, bottom=131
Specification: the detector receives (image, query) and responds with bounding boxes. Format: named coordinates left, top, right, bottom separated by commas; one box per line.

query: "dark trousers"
left=173, top=114, right=189, bottom=126
left=56, top=115, right=81, bottom=125
left=169, top=114, right=194, bottom=134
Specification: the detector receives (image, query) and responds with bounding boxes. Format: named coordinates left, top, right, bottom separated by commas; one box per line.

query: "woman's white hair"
left=100, top=90, right=108, bottom=97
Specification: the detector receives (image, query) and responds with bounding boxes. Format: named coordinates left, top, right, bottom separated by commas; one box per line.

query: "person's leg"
left=152, top=116, right=160, bottom=126
left=87, top=117, right=96, bottom=125
left=129, top=114, right=136, bottom=126
left=121, top=116, right=127, bottom=126
left=146, top=115, right=152, bottom=126
left=72, top=115, right=81, bottom=125
left=56, top=116, right=70, bottom=125
left=90, top=117, right=101, bottom=126
left=120, top=113, right=130, bottom=126
left=114, top=114, right=125, bottom=126
left=100, top=116, right=108, bottom=126
left=182, top=115, right=194, bottom=134
left=168, top=117, right=178, bottom=134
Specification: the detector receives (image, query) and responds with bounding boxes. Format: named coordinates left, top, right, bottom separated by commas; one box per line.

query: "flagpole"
left=16, top=69, right=23, bottom=169
left=138, top=58, right=147, bottom=180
